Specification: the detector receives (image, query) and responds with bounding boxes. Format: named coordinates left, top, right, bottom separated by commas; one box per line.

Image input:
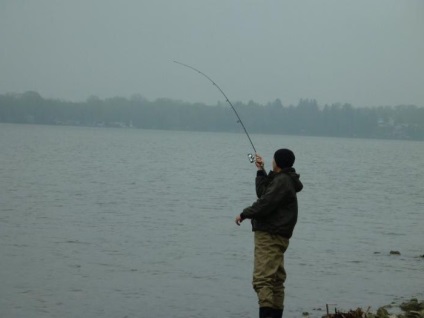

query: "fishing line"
left=174, top=60, right=257, bottom=163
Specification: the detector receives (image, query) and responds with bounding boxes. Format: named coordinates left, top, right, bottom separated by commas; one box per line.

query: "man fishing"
left=235, top=149, right=303, bottom=318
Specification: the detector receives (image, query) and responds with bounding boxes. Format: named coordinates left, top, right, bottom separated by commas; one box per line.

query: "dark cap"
left=274, top=148, right=295, bottom=168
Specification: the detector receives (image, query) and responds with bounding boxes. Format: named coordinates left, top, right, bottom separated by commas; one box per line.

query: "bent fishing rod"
left=174, top=60, right=257, bottom=163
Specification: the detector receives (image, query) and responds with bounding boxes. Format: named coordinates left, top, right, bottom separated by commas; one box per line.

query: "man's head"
left=272, top=148, right=295, bottom=171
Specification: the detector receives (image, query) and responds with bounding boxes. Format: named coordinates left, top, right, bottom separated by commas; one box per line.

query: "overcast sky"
left=1, top=0, right=423, bottom=107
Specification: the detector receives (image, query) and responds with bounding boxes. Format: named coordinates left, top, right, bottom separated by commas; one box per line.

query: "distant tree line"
left=1, top=91, right=424, bottom=140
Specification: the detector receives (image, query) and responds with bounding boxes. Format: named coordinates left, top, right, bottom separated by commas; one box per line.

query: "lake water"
left=1, top=123, right=423, bottom=318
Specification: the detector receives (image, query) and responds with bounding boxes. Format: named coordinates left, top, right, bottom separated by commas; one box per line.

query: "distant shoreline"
left=1, top=91, right=424, bottom=141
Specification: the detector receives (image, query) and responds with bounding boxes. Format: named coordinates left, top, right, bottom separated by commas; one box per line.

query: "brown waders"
left=253, top=231, right=289, bottom=318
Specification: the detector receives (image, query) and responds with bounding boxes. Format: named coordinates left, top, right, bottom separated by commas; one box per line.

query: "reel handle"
left=248, top=153, right=265, bottom=169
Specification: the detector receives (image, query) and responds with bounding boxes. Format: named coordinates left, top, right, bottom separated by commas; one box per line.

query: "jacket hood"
left=281, top=167, right=303, bottom=193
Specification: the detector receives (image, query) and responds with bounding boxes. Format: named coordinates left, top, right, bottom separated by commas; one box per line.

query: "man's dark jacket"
left=240, top=168, right=303, bottom=239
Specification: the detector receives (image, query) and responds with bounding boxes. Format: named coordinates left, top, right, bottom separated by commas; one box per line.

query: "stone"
left=400, top=299, right=423, bottom=312
left=404, top=311, right=424, bottom=318
left=376, top=307, right=390, bottom=318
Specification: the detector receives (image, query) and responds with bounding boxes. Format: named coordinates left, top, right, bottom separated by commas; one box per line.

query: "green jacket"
left=240, top=168, right=303, bottom=238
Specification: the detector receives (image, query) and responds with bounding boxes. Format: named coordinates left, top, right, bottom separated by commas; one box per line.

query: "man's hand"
left=255, top=153, right=265, bottom=170
left=235, top=215, right=243, bottom=226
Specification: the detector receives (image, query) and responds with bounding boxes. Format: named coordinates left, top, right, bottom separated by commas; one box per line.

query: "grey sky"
left=1, top=0, right=423, bottom=107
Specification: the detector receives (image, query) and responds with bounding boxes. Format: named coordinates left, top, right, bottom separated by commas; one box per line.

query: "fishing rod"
left=174, top=60, right=257, bottom=163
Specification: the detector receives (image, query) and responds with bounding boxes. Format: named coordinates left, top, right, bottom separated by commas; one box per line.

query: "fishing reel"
left=247, top=153, right=255, bottom=163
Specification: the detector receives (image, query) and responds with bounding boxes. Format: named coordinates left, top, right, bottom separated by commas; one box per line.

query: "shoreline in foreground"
left=303, top=298, right=424, bottom=318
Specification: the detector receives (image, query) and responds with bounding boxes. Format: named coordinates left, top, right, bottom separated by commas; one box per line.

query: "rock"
left=376, top=307, right=390, bottom=318
left=390, top=250, right=401, bottom=255
left=400, top=299, right=424, bottom=312
left=404, top=311, right=424, bottom=318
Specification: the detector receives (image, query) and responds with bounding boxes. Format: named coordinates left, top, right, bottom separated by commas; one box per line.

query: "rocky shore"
left=306, top=251, right=424, bottom=318
left=310, top=298, right=424, bottom=318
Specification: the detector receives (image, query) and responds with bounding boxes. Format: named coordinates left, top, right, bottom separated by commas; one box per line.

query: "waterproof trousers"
left=253, top=231, right=289, bottom=310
